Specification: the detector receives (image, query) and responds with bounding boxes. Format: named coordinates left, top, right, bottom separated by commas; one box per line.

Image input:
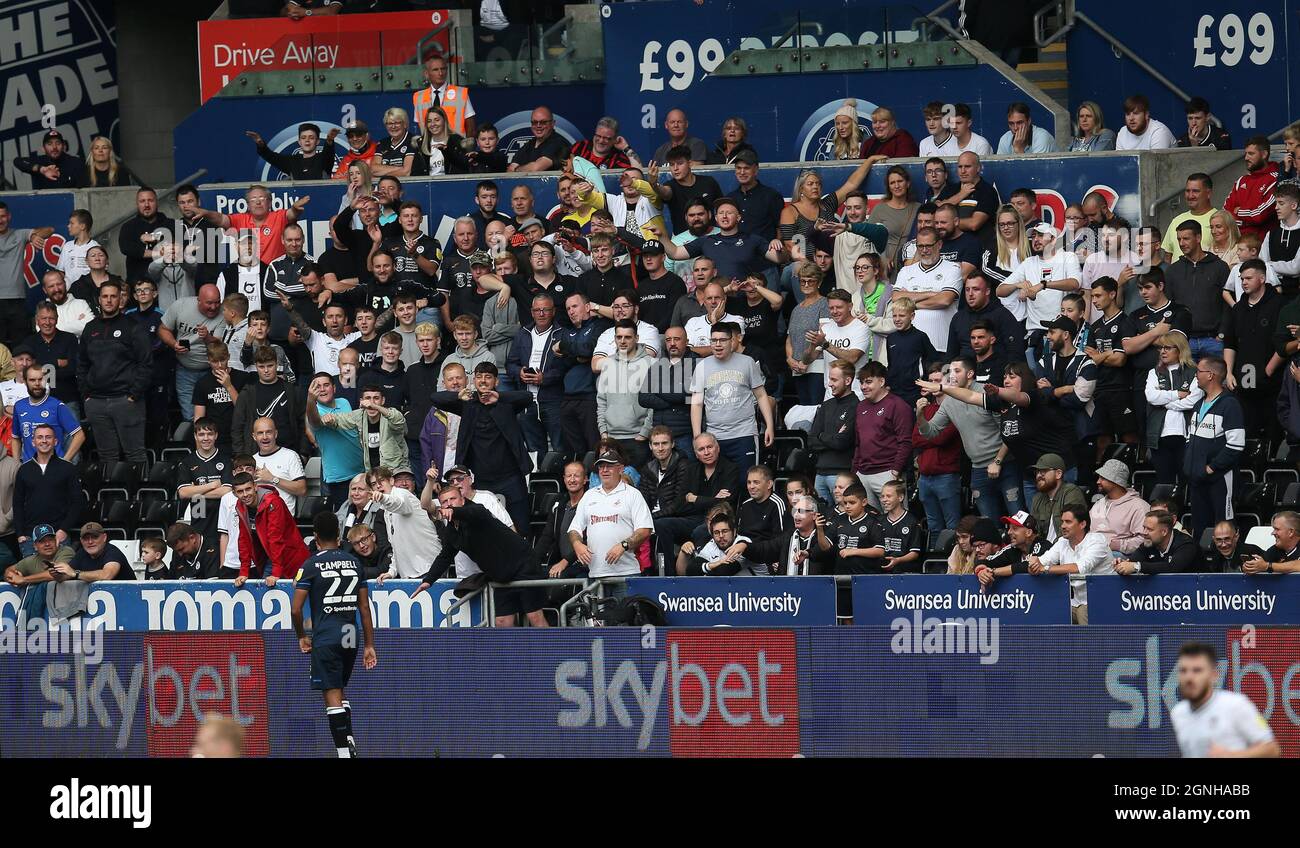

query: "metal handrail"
left=1074, top=10, right=1208, bottom=123
left=921, top=0, right=963, bottom=42
left=1034, top=0, right=1075, bottom=48
left=90, top=168, right=207, bottom=242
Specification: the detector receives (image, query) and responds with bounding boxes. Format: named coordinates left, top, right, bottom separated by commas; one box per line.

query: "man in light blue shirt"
left=305, top=372, right=363, bottom=511
left=996, top=102, right=1058, bottom=155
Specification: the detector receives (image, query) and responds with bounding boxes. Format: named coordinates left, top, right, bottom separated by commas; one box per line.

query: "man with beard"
left=1170, top=641, right=1278, bottom=758
left=10, top=363, right=83, bottom=462
left=77, top=281, right=151, bottom=463
left=665, top=200, right=718, bottom=281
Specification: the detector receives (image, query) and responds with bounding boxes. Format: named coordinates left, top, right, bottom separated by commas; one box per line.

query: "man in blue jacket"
left=505, top=293, right=566, bottom=454
left=552, top=291, right=612, bottom=457
left=1183, top=356, right=1245, bottom=537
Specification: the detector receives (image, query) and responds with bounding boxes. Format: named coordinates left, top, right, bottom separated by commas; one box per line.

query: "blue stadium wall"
left=4, top=625, right=1298, bottom=758
left=1068, top=0, right=1300, bottom=138
left=175, top=0, right=1062, bottom=184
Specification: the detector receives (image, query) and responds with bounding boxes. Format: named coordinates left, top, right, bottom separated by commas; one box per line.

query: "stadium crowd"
left=6, top=42, right=1300, bottom=626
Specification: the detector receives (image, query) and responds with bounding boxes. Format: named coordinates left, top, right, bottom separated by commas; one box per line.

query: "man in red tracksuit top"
left=231, top=472, right=310, bottom=587
left=850, top=360, right=915, bottom=512
left=1224, top=137, right=1280, bottom=241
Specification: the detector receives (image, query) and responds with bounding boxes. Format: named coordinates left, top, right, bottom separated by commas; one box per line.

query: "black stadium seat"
left=295, top=496, right=328, bottom=521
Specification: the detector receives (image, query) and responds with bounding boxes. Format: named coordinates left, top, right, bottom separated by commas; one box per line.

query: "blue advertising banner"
left=624, top=576, right=836, bottom=626
left=173, top=85, right=605, bottom=185
left=194, top=152, right=1142, bottom=263
left=1, top=0, right=119, bottom=192
left=4, top=625, right=1296, bottom=757
left=851, top=574, right=1073, bottom=625
left=0, top=579, right=482, bottom=631
left=600, top=0, right=1060, bottom=163
left=1069, top=0, right=1299, bottom=142
left=1086, top=575, right=1300, bottom=625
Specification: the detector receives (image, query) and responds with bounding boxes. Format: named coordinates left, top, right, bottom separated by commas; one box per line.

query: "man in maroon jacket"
left=231, top=472, right=311, bottom=587
left=851, top=361, right=914, bottom=511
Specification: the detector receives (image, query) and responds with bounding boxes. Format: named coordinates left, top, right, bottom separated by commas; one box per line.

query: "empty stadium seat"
left=295, top=495, right=328, bottom=521
left=1281, top=481, right=1300, bottom=508
left=1148, top=483, right=1182, bottom=506
left=1244, top=525, right=1275, bottom=551
left=537, top=450, right=567, bottom=476
left=304, top=456, right=322, bottom=496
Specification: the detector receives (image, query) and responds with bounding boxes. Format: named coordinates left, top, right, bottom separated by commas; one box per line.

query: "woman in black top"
left=412, top=109, right=470, bottom=176
left=71, top=245, right=126, bottom=313
left=371, top=107, right=419, bottom=179
left=707, top=116, right=759, bottom=165
left=84, top=136, right=140, bottom=188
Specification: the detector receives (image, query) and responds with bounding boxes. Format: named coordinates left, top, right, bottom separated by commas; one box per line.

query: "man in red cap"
left=974, top=512, right=1049, bottom=586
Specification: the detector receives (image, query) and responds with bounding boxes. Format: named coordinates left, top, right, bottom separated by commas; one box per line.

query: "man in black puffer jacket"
left=76, top=281, right=152, bottom=463
left=638, top=426, right=695, bottom=523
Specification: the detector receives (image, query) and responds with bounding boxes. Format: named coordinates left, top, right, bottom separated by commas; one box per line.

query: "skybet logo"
left=554, top=630, right=799, bottom=756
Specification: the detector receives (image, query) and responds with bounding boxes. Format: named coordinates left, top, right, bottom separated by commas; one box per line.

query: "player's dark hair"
left=842, top=483, right=868, bottom=500
left=1090, top=275, right=1118, bottom=294
left=1178, top=641, right=1218, bottom=664
left=313, top=511, right=340, bottom=543
left=232, top=472, right=256, bottom=488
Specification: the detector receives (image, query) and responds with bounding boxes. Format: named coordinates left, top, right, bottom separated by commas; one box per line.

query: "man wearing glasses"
left=508, top=106, right=570, bottom=173
left=570, top=116, right=639, bottom=170
left=689, top=322, right=775, bottom=472
left=892, top=227, right=961, bottom=355
left=506, top=294, right=565, bottom=453
left=995, top=223, right=1082, bottom=363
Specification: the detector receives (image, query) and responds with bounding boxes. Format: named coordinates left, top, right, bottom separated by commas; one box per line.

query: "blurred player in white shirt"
left=1170, top=641, right=1279, bottom=758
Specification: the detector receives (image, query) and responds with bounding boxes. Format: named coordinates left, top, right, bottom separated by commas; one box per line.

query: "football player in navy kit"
left=292, top=511, right=377, bottom=758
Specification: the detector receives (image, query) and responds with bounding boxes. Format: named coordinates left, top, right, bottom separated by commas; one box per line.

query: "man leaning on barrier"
left=414, top=482, right=549, bottom=628
left=975, top=512, right=1051, bottom=588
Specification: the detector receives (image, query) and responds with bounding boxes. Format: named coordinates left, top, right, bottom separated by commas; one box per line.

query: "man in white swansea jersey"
left=1170, top=641, right=1279, bottom=758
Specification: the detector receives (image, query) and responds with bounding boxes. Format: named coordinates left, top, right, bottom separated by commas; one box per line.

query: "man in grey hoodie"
left=916, top=355, right=1022, bottom=519
left=597, top=320, right=654, bottom=468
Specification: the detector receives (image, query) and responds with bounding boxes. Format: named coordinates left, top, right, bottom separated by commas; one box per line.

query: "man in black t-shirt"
left=175, top=417, right=234, bottom=549
left=936, top=152, right=1000, bottom=251
left=381, top=201, right=442, bottom=293
left=653, top=147, right=723, bottom=234
left=975, top=512, right=1051, bottom=584
left=192, top=342, right=247, bottom=450
left=635, top=241, right=687, bottom=332
left=50, top=522, right=135, bottom=583
left=1085, top=276, right=1139, bottom=461
left=507, top=107, right=571, bottom=173
left=164, top=521, right=222, bottom=579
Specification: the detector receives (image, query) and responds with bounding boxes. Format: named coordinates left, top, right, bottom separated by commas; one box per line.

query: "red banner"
left=196, top=9, right=452, bottom=103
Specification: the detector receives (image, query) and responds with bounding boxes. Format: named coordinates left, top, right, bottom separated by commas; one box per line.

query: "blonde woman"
left=1069, top=101, right=1115, bottom=152
left=1209, top=210, right=1240, bottom=265
left=779, top=160, right=871, bottom=263
left=829, top=99, right=864, bottom=160
left=983, top=204, right=1028, bottom=322
left=414, top=109, right=470, bottom=175
left=85, top=135, right=139, bottom=187
left=1144, top=331, right=1203, bottom=485
left=371, top=107, right=417, bottom=178
left=338, top=160, right=374, bottom=218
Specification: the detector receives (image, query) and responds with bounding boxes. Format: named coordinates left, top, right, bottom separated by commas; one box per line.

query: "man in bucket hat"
left=1089, top=459, right=1150, bottom=558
